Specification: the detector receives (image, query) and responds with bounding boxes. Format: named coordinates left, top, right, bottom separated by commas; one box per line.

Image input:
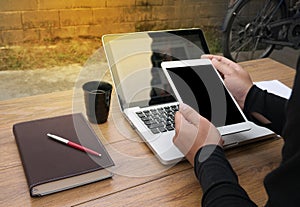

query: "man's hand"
left=173, top=103, right=223, bottom=166
left=202, top=55, right=253, bottom=109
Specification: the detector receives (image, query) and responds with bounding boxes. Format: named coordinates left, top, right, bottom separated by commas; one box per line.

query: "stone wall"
left=0, top=0, right=228, bottom=45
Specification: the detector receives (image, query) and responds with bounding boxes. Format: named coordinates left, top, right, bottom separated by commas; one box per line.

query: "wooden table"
left=0, top=58, right=295, bottom=207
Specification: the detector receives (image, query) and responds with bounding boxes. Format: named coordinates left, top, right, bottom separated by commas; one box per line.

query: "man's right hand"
left=201, top=55, right=253, bottom=110
left=173, top=103, right=223, bottom=166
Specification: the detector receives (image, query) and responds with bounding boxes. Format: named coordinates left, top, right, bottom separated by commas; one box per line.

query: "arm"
left=264, top=64, right=300, bottom=206
left=244, top=85, right=287, bottom=135
left=195, top=145, right=257, bottom=207
left=173, top=104, right=256, bottom=206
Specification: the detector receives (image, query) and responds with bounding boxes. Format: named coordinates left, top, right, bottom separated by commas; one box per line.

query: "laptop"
left=102, top=28, right=275, bottom=165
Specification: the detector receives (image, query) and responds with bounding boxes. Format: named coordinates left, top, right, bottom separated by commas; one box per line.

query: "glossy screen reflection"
left=103, top=29, right=210, bottom=110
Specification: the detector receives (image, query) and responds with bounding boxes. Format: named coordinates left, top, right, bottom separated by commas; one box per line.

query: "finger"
left=211, top=57, right=235, bottom=76
left=213, top=56, right=241, bottom=70
left=201, top=55, right=238, bottom=75
left=179, top=103, right=201, bottom=126
left=173, top=110, right=187, bottom=143
left=201, top=54, right=214, bottom=59
left=174, top=111, right=182, bottom=138
left=201, top=54, right=223, bottom=60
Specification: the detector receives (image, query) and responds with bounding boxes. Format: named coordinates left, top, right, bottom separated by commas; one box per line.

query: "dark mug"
left=82, top=81, right=112, bottom=124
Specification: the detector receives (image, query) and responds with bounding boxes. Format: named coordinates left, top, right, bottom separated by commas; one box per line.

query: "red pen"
left=47, top=133, right=101, bottom=157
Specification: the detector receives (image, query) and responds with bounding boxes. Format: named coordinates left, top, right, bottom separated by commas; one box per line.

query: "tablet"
left=161, top=59, right=251, bottom=135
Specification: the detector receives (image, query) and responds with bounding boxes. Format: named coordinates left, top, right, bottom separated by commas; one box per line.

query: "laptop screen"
left=102, top=28, right=210, bottom=110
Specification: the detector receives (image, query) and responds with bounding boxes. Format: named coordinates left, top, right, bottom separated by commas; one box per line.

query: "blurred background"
left=0, top=0, right=298, bottom=100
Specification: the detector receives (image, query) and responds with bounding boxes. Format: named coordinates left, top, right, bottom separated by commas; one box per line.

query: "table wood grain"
left=0, top=58, right=296, bottom=207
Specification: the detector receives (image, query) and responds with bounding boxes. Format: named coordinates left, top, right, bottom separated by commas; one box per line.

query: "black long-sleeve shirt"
left=195, top=65, right=300, bottom=206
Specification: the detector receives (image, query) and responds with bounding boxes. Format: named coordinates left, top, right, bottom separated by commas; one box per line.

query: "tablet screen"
left=165, top=64, right=247, bottom=127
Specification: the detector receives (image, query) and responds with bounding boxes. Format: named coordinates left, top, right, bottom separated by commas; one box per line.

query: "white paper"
left=255, top=80, right=292, bottom=99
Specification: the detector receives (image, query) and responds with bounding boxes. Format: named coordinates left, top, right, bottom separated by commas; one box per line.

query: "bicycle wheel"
left=223, top=0, right=286, bottom=62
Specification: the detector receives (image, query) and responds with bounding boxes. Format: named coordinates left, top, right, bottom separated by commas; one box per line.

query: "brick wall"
left=0, top=0, right=228, bottom=45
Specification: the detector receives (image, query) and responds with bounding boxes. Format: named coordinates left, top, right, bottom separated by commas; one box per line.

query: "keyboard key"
left=159, top=127, right=167, bottom=132
left=158, top=108, right=164, bottom=112
left=148, top=123, right=164, bottom=129
left=136, top=112, right=145, bottom=118
left=166, top=125, right=174, bottom=131
left=151, top=128, right=160, bottom=134
left=141, top=117, right=151, bottom=122
left=144, top=120, right=151, bottom=125
left=143, top=110, right=150, bottom=114
left=171, top=105, right=178, bottom=110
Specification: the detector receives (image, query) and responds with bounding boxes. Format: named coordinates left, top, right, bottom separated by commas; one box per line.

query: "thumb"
left=173, top=110, right=198, bottom=155
left=173, top=110, right=182, bottom=142
left=179, top=103, right=201, bottom=127
left=211, top=57, right=232, bottom=76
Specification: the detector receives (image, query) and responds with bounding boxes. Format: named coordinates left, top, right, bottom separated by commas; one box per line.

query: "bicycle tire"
left=223, top=0, right=287, bottom=62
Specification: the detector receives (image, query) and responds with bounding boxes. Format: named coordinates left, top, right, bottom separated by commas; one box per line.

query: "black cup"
left=83, top=81, right=112, bottom=124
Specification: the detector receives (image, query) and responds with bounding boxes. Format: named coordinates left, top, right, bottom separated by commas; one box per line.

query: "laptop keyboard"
left=136, top=104, right=179, bottom=134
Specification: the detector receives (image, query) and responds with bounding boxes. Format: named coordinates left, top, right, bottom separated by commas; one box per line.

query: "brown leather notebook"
left=13, top=113, right=114, bottom=197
